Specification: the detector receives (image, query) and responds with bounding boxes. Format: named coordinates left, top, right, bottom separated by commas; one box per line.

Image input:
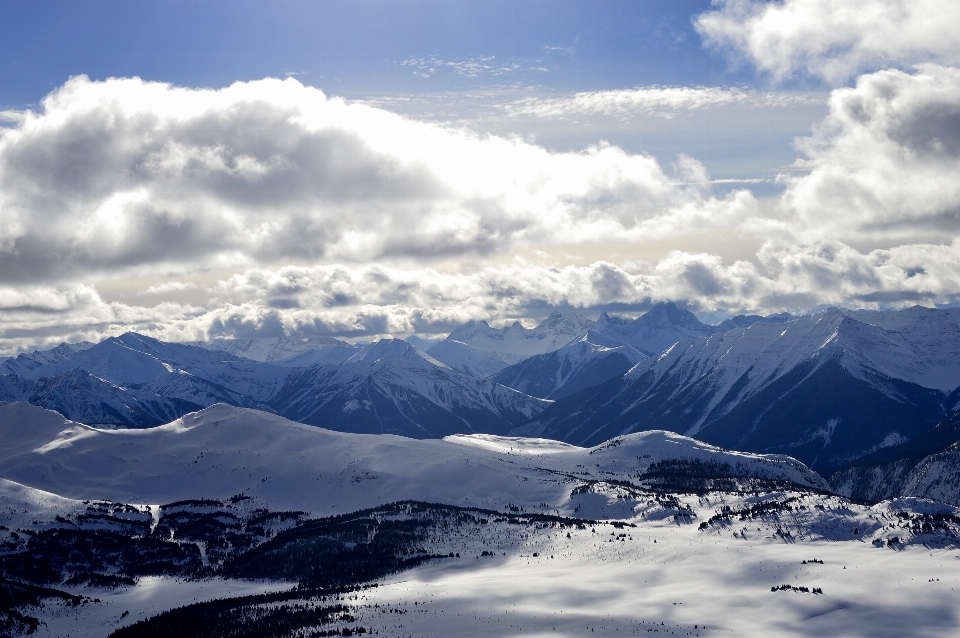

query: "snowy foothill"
left=0, top=402, right=828, bottom=515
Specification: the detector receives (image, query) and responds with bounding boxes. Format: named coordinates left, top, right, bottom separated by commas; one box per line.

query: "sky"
left=1, top=0, right=959, bottom=353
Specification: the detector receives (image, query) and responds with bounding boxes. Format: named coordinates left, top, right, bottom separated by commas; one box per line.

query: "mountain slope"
left=491, top=331, right=649, bottom=399
left=901, top=440, right=960, bottom=507
left=1, top=333, right=553, bottom=437
left=27, top=368, right=183, bottom=427
left=0, top=341, right=95, bottom=377
left=830, top=410, right=960, bottom=503
left=590, top=302, right=716, bottom=356
left=519, top=306, right=960, bottom=473
left=713, top=312, right=794, bottom=333
left=270, top=339, right=550, bottom=437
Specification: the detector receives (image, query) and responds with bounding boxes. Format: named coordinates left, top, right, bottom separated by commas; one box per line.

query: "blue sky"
left=2, top=0, right=762, bottom=107
left=1, top=1, right=829, bottom=186
left=0, top=0, right=958, bottom=351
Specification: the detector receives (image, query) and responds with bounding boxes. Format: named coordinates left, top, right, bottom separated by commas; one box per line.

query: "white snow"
left=20, top=487, right=960, bottom=637
left=0, top=403, right=828, bottom=514
left=5, top=402, right=960, bottom=637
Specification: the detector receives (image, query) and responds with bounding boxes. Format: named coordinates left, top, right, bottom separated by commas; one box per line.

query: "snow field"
left=30, top=578, right=295, bottom=638
left=347, top=505, right=960, bottom=637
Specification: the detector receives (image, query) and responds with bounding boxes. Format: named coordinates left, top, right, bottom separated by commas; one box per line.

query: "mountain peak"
left=532, top=312, right=594, bottom=337
left=638, top=302, right=704, bottom=329
left=347, top=338, right=420, bottom=364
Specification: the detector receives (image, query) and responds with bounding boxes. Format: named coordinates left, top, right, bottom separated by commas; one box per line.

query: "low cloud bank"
left=3, top=237, right=958, bottom=353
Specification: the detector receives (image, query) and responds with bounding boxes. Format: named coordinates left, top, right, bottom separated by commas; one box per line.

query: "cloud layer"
left=696, top=0, right=960, bottom=83
left=0, top=75, right=748, bottom=286
left=5, top=236, right=960, bottom=353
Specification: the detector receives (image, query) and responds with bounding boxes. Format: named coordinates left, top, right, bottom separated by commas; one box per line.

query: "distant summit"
left=427, top=311, right=594, bottom=378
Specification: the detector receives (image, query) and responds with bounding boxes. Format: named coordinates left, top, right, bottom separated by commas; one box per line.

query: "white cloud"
left=507, top=86, right=824, bottom=119
left=2, top=70, right=960, bottom=353
left=137, top=281, right=199, bottom=296
left=4, top=236, right=960, bottom=355
left=781, top=64, right=960, bottom=245
left=196, top=241, right=960, bottom=333
left=696, top=0, right=960, bottom=83
left=0, top=75, right=752, bottom=285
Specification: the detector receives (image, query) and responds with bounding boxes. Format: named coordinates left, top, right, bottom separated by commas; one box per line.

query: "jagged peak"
left=347, top=338, right=418, bottom=362
left=532, top=311, right=593, bottom=336
left=637, top=301, right=705, bottom=329
left=446, top=319, right=496, bottom=341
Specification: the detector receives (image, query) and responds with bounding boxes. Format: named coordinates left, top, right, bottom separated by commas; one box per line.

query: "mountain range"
left=3, top=303, right=960, bottom=482
left=0, top=332, right=546, bottom=437
left=518, top=306, right=960, bottom=475
left=425, top=311, right=595, bottom=377
left=0, top=401, right=830, bottom=514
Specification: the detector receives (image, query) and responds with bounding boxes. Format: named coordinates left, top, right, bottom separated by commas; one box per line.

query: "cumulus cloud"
left=507, top=86, right=824, bottom=119
left=781, top=64, right=960, bottom=245
left=179, top=242, right=960, bottom=334
left=0, top=75, right=754, bottom=285
left=696, top=0, right=960, bottom=84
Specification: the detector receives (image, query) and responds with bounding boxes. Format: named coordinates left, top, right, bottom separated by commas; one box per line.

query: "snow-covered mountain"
left=713, top=311, right=794, bottom=333
left=427, top=311, right=594, bottom=377
left=404, top=335, right=444, bottom=351
left=12, top=332, right=247, bottom=385
left=589, top=302, right=716, bottom=356
left=519, top=306, right=960, bottom=474
left=901, top=441, right=960, bottom=506
left=0, top=334, right=276, bottom=426
left=26, top=368, right=186, bottom=426
left=0, top=333, right=552, bottom=436
left=490, top=303, right=790, bottom=401
left=190, top=335, right=353, bottom=362
left=0, top=333, right=292, bottom=426
left=270, top=338, right=551, bottom=438
left=0, top=340, right=94, bottom=377
left=491, top=331, right=649, bottom=399
left=0, top=402, right=828, bottom=513
left=487, top=304, right=816, bottom=402
left=269, top=343, right=360, bottom=367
